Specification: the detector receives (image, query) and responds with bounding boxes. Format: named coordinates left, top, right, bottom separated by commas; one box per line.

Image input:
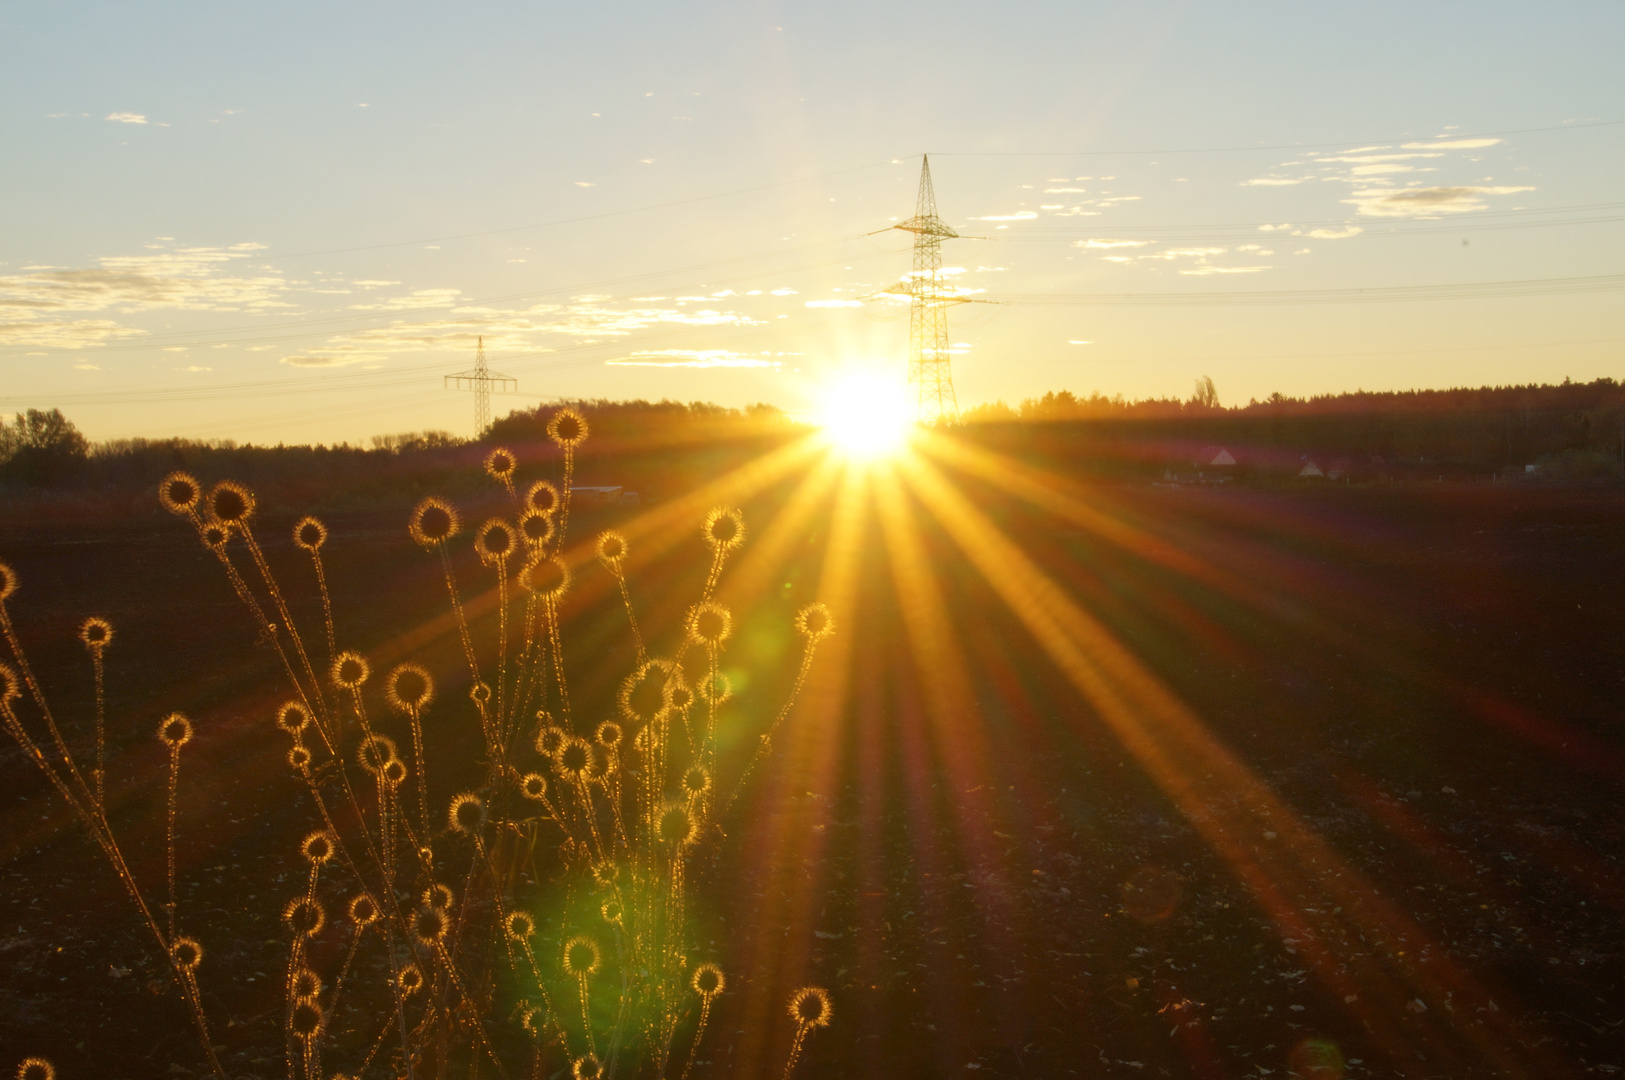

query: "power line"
left=998, top=273, right=1625, bottom=307
left=930, top=118, right=1625, bottom=158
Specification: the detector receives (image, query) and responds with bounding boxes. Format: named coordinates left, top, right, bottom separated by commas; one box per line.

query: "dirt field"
left=2, top=475, right=1622, bottom=1079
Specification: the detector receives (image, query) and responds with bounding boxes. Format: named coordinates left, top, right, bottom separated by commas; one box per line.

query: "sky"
left=1, top=0, right=1621, bottom=445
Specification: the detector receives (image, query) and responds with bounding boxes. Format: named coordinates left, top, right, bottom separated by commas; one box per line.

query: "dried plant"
left=1, top=415, right=835, bottom=1079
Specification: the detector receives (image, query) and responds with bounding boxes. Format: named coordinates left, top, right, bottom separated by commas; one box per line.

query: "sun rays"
left=630, top=420, right=1564, bottom=1080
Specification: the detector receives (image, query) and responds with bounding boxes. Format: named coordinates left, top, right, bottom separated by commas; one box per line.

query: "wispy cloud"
left=1179, top=265, right=1271, bottom=275
left=106, top=112, right=148, bottom=124
left=0, top=243, right=287, bottom=316
left=606, top=350, right=782, bottom=368
left=1344, top=185, right=1534, bottom=217
left=0, top=318, right=146, bottom=349
left=1401, top=137, right=1502, bottom=151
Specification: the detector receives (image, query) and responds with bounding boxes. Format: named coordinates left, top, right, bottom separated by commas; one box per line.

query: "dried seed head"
left=157, top=713, right=193, bottom=749
left=469, top=681, right=492, bottom=706
left=504, top=911, right=535, bottom=941
left=572, top=1053, right=603, bottom=1080
left=656, top=802, right=698, bottom=847
left=200, top=520, right=231, bottom=551
left=290, top=999, right=325, bottom=1041
left=357, top=734, right=398, bottom=776
left=0, top=561, right=15, bottom=601
left=475, top=518, right=517, bottom=566
left=158, top=471, right=201, bottom=515
left=547, top=408, right=588, bottom=448
left=448, top=792, right=486, bottom=835
left=300, top=831, right=335, bottom=866
left=594, top=720, right=622, bottom=750
left=170, top=936, right=204, bottom=972
left=618, top=658, right=674, bottom=725
left=590, top=861, right=621, bottom=888
left=0, top=662, right=20, bottom=703
left=599, top=897, right=623, bottom=925
left=330, top=650, right=370, bottom=690
left=283, top=897, right=326, bottom=938
left=535, top=723, right=567, bottom=757
left=381, top=758, right=407, bottom=787
left=519, top=772, right=548, bottom=801
left=396, top=962, right=423, bottom=996
left=292, top=516, right=328, bottom=552
left=789, top=986, right=832, bottom=1028
left=16, top=1058, right=54, bottom=1080
left=276, top=701, right=311, bottom=735
left=553, top=737, right=592, bottom=780
left=688, top=602, right=732, bottom=647
left=682, top=766, right=712, bottom=800
left=561, top=934, right=600, bottom=977
left=518, top=509, right=554, bottom=548
left=385, top=663, right=433, bottom=714
left=206, top=481, right=254, bottom=524
left=517, top=555, right=570, bottom=600
left=423, top=883, right=455, bottom=911
left=519, top=1002, right=544, bottom=1036
left=287, top=745, right=313, bottom=773
left=664, top=679, right=694, bottom=713
left=795, top=602, right=834, bottom=642
left=409, top=497, right=460, bottom=547
left=524, top=479, right=561, bottom=515
left=595, top=530, right=627, bottom=567
left=691, top=961, right=725, bottom=999
left=290, top=967, right=322, bottom=1000
left=698, top=670, right=732, bottom=706
left=411, top=904, right=449, bottom=946
left=348, top=893, right=379, bottom=927
left=703, top=506, right=744, bottom=551
left=78, top=616, right=113, bottom=651
left=484, top=446, right=517, bottom=480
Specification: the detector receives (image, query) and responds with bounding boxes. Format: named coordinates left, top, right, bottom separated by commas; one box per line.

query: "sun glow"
left=817, top=370, right=915, bottom=460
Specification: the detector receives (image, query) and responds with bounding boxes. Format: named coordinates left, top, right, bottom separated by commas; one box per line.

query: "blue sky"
left=2, top=1, right=1621, bottom=443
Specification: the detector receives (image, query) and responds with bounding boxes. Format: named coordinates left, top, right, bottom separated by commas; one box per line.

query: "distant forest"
left=2, top=379, right=1622, bottom=516
left=959, top=377, right=1625, bottom=480
left=0, top=399, right=794, bottom=520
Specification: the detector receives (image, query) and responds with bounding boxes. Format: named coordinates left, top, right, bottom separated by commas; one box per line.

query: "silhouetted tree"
left=0, top=408, right=89, bottom=485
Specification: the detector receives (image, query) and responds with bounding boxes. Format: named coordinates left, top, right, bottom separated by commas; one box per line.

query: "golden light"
left=816, top=369, right=915, bottom=460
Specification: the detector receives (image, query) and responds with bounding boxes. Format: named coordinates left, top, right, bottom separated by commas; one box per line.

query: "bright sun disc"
left=818, top=371, right=914, bottom=460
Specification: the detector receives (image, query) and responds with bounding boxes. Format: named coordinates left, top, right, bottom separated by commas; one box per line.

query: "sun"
left=817, top=369, right=915, bottom=460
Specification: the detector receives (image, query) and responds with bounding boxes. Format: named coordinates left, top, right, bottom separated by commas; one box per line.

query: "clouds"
left=0, top=318, right=145, bottom=350
left=1343, top=185, right=1535, bottom=218
left=0, top=244, right=285, bottom=317
left=1089, top=243, right=1272, bottom=275
left=1240, top=136, right=1531, bottom=219
left=106, top=112, right=148, bottom=124
left=606, top=350, right=782, bottom=369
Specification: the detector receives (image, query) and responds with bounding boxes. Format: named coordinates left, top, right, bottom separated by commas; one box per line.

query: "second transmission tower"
left=887, top=155, right=967, bottom=422
left=445, top=336, right=517, bottom=436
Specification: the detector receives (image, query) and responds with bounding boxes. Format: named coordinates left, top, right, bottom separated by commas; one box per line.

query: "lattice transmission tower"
left=445, top=336, right=517, bottom=436
left=885, top=155, right=970, bottom=422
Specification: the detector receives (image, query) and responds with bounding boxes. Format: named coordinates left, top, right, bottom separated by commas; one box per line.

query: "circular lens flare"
left=817, top=370, right=914, bottom=460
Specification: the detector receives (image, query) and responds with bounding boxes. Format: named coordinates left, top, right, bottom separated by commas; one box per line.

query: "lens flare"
left=817, top=369, right=914, bottom=460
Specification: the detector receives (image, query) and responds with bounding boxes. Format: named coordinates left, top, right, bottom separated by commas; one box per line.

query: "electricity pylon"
left=445, top=336, right=516, bottom=436
left=885, top=155, right=968, bottom=422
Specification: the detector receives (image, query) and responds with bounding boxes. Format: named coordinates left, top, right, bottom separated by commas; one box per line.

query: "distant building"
left=1196, top=446, right=1237, bottom=468
left=1298, top=459, right=1325, bottom=478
